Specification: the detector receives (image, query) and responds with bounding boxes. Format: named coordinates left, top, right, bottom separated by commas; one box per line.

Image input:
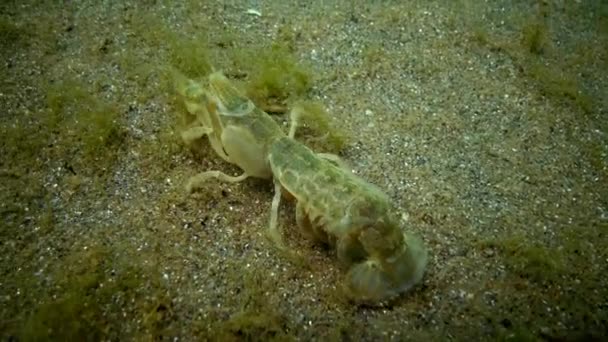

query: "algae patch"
left=292, top=100, right=348, bottom=152
left=461, top=1, right=600, bottom=115
left=479, top=234, right=565, bottom=283
left=14, top=243, right=176, bottom=341
left=44, top=77, right=126, bottom=175
left=231, top=43, right=312, bottom=113
left=198, top=260, right=294, bottom=341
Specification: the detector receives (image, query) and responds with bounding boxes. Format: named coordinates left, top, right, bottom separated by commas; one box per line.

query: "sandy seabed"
left=1, top=1, right=607, bottom=340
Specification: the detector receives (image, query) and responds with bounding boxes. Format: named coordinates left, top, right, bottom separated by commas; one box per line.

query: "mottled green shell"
left=269, top=136, right=392, bottom=238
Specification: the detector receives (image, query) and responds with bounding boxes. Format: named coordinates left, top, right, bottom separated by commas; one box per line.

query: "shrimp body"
left=177, top=71, right=427, bottom=302
left=269, top=136, right=427, bottom=302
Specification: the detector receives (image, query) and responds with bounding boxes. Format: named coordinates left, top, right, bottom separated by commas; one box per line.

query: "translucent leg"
left=181, top=125, right=232, bottom=163
left=305, top=132, right=330, bottom=142
left=266, top=179, right=285, bottom=249
left=181, top=126, right=213, bottom=145
left=186, top=171, right=248, bottom=193
left=296, top=201, right=333, bottom=244
left=288, top=107, right=302, bottom=139
left=294, top=201, right=315, bottom=241
left=317, top=152, right=351, bottom=172
left=294, top=201, right=308, bottom=233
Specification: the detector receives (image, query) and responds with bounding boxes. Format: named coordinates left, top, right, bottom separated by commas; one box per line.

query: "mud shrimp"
left=176, top=71, right=427, bottom=302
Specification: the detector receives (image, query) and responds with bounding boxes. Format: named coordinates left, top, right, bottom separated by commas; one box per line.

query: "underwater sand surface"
left=1, top=0, right=607, bottom=340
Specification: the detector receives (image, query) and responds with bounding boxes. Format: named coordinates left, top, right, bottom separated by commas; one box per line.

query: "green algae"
left=213, top=310, right=291, bottom=341
left=232, top=43, right=312, bottom=112
left=0, top=16, right=28, bottom=50
left=362, top=43, right=389, bottom=78
left=519, top=2, right=550, bottom=56
left=293, top=100, right=348, bottom=152
left=17, top=246, right=110, bottom=341
left=167, top=34, right=213, bottom=80
left=520, top=20, right=548, bottom=56
left=120, top=12, right=214, bottom=98
left=0, top=78, right=130, bottom=337
left=191, top=259, right=295, bottom=340
left=479, top=235, right=565, bottom=283
left=524, top=60, right=594, bottom=114
left=45, top=77, right=125, bottom=174
left=1, top=116, right=47, bottom=171
left=460, top=1, right=599, bottom=116
left=13, top=243, right=177, bottom=341
left=124, top=10, right=314, bottom=119
left=125, top=11, right=313, bottom=120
